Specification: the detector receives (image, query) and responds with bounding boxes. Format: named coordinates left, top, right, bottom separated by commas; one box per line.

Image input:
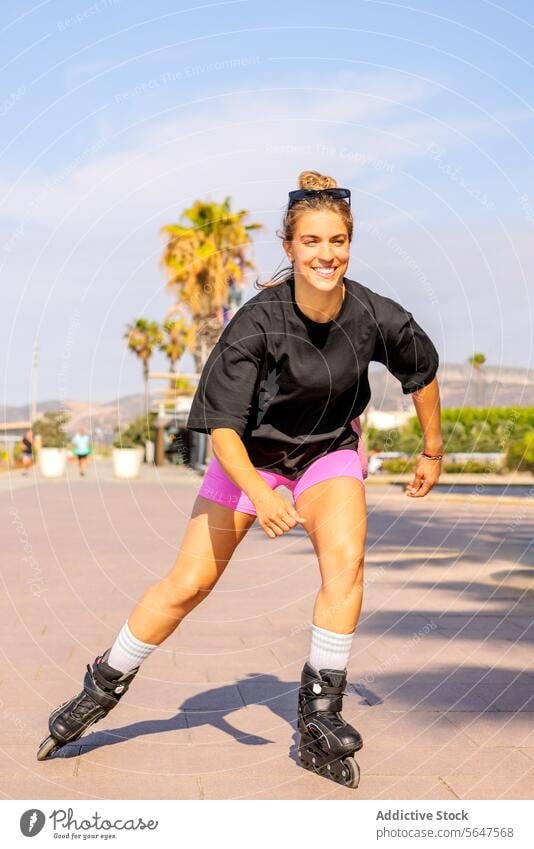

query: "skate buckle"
left=114, top=683, right=125, bottom=694
left=312, top=683, right=322, bottom=694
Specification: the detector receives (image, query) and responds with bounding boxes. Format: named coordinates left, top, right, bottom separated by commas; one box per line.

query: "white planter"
left=112, top=447, right=143, bottom=479
left=144, top=440, right=155, bottom=464
left=39, top=447, right=67, bottom=478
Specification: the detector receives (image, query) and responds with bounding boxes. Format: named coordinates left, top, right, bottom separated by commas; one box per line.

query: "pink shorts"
left=199, top=446, right=367, bottom=516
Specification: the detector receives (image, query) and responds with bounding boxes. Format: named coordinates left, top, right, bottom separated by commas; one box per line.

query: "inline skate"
left=297, top=662, right=362, bottom=788
left=37, top=650, right=138, bottom=761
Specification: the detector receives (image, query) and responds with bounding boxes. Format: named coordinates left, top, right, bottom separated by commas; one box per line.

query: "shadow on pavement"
left=52, top=672, right=300, bottom=759
left=49, top=655, right=534, bottom=761
left=349, top=665, right=534, bottom=711
left=357, top=607, right=533, bottom=642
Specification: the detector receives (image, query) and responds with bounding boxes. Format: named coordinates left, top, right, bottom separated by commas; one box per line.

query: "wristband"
left=420, top=451, right=444, bottom=461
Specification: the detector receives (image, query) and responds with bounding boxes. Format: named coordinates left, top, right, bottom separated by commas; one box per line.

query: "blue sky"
left=1, top=0, right=533, bottom=405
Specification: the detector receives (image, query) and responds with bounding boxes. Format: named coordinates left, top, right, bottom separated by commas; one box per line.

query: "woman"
left=20, top=429, right=33, bottom=475
left=38, top=171, right=443, bottom=789
left=71, top=427, right=92, bottom=476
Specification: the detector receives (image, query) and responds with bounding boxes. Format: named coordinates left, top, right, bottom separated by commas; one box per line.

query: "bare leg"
left=294, top=478, right=366, bottom=788
left=296, top=477, right=367, bottom=633
left=127, top=496, right=256, bottom=644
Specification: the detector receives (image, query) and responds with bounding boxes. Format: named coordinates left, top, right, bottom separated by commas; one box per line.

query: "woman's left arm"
left=406, top=376, right=443, bottom=497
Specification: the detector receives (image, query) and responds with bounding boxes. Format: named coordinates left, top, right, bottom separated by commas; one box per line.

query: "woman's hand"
left=251, top=488, right=306, bottom=538
left=405, top=455, right=442, bottom=498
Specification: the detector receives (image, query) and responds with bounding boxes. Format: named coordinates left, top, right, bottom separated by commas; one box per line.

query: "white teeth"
left=314, top=268, right=335, bottom=276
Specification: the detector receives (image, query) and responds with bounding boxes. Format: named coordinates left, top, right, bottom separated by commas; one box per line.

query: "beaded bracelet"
left=420, top=451, right=444, bottom=461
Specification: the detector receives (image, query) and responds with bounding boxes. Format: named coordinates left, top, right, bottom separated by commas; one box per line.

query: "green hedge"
left=506, top=432, right=534, bottom=473
left=366, top=407, right=534, bottom=471
left=381, top=458, right=416, bottom=474
left=443, top=460, right=502, bottom=474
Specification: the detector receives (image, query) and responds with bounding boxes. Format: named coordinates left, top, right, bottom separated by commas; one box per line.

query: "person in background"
left=71, top=427, right=92, bottom=477
left=20, top=429, right=33, bottom=475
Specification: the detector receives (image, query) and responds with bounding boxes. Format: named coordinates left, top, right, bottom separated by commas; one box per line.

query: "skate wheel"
left=37, top=735, right=60, bottom=761
left=297, top=745, right=317, bottom=773
left=338, top=756, right=360, bottom=789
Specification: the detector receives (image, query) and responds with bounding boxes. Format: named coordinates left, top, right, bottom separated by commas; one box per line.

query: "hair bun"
left=297, top=170, right=337, bottom=190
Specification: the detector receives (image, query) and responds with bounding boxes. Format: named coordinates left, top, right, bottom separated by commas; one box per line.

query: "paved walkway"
left=1, top=462, right=533, bottom=799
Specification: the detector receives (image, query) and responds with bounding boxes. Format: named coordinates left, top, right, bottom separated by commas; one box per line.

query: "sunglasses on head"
left=287, top=187, right=351, bottom=209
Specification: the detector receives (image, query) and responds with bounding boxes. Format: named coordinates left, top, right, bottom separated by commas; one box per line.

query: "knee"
left=319, top=542, right=365, bottom=590
left=157, top=576, right=214, bottom=611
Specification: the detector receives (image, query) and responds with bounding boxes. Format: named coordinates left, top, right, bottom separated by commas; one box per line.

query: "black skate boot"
left=297, top=662, right=362, bottom=789
left=37, top=650, right=138, bottom=761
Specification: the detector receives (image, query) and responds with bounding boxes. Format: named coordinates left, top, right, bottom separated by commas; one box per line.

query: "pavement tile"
left=443, top=766, right=534, bottom=800
left=470, top=682, right=534, bottom=712
left=429, top=651, right=534, bottom=684
left=345, top=708, right=477, bottom=749
left=0, top=706, right=46, bottom=746
left=0, top=771, right=90, bottom=800
left=74, top=735, right=196, bottom=772
left=185, top=703, right=294, bottom=746
left=425, top=663, right=534, bottom=685
left=124, top=740, right=292, bottom=777
left=357, top=679, right=490, bottom=712
left=172, top=630, right=247, bottom=652
left=351, top=775, right=457, bottom=800
left=0, top=747, right=199, bottom=799
left=203, top=648, right=280, bottom=682
left=268, top=639, right=314, bottom=667
left=443, top=711, right=534, bottom=747
left=359, top=634, right=447, bottom=664
left=360, top=613, right=435, bottom=637
left=0, top=745, right=84, bottom=800
left=73, top=761, right=200, bottom=799
left=237, top=615, right=288, bottom=648
left=360, top=745, right=528, bottom=778
left=199, top=761, right=358, bottom=800
left=236, top=676, right=299, bottom=712
left=433, top=616, right=526, bottom=641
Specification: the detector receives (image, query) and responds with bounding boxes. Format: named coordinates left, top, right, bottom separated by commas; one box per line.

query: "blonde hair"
left=255, top=170, right=354, bottom=290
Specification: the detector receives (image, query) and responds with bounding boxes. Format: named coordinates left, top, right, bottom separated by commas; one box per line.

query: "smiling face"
left=283, top=209, right=350, bottom=293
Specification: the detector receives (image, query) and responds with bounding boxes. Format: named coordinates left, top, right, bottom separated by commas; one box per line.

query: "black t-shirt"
left=187, top=274, right=439, bottom=480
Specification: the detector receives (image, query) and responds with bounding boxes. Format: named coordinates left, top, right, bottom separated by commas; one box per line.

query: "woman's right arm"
left=211, top=427, right=306, bottom=539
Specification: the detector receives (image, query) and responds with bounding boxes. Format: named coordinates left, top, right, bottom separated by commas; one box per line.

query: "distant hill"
left=1, top=394, right=146, bottom=441
left=368, top=363, right=534, bottom=410
left=3, top=364, right=533, bottom=438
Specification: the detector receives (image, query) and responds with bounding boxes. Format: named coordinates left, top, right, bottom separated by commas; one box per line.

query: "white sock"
left=309, top=624, right=355, bottom=672
left=107, top=620, right=157, bottom=674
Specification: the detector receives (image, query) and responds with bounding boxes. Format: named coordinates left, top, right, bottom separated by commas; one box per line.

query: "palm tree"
left=125, top=319, right=163, bottom=417
left=159, top=314, right=189, bottom=376
left=468, top=352, right=486, bottom=406
left=160, top=197, right=262, bottom=372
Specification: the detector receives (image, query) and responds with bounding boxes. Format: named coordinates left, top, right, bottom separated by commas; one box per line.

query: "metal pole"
left=31, top=338, right=39, bottom=425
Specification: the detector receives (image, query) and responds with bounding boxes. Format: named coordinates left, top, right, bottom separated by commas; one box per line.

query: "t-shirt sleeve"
left=186, top=306, right=266, bottom=436
left=371, top=293, right=439, bottom=394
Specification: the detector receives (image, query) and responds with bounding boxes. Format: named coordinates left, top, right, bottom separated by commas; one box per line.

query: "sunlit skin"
left=283, top=209, right=350, bottom=323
